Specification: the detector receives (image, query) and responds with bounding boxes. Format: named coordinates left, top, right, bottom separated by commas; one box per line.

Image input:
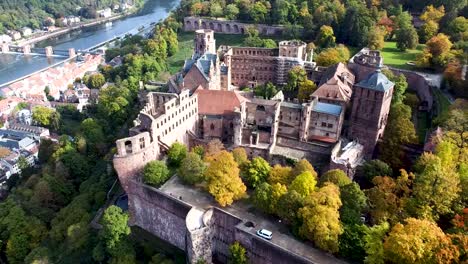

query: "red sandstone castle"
left=114, top=29, right=394, bottom=183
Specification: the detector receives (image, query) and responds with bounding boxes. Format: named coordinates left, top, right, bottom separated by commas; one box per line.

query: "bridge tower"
left=23, top=45, right=31, bottom=54
left=1, top=44, right=9, bottom=53
left=68, top=48, right=76, bottom=58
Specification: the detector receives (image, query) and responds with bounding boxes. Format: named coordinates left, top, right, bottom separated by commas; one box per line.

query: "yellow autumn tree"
left=204, top=151, right=246, bottom=206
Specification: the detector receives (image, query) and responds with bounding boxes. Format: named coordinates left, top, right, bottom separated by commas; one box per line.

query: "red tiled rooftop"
left=195, top=88, right=247, bottom=116
left=308, top=135, right=337, bottom=144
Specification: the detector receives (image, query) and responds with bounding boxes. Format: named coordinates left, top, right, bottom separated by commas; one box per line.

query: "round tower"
left=194, top=29, right=216, bottom=57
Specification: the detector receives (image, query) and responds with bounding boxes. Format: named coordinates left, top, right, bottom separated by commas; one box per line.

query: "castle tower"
left=348, top=68, right=394, bottom=157
left=278, top=40, right=307, bottom=60
left=194, top=29, right=216, bottom=57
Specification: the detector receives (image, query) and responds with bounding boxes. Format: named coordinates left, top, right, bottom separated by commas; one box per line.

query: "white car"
left=256, top=229, right=273, bottom=240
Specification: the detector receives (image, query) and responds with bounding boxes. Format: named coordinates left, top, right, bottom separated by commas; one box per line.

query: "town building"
left=0, top=34, right=12, bottom=44
left=21, top=27, right=33, bottom=37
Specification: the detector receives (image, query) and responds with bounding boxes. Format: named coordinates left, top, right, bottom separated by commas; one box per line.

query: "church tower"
left=348, top=68, right=394, bottom=157
left=194, top=29, right=216, bottom=57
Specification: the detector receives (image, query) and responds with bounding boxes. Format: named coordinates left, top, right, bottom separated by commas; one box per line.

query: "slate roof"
left=314, top=62, right=355, bottom=103
left=183, top=53, right=218, bottom=80
left=355, top=69, right=394, bottom=92
left=312, top=102, right=342, bottom=116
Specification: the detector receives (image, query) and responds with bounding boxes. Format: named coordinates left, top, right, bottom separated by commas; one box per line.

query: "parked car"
left=256, top=229, right=272, bottom=240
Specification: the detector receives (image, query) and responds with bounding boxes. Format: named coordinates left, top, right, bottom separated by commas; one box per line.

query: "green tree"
left=254, top=82, right=277, bottom=99
left=339, top=224, right=367, bottom=262
left=32, top=106, right=60, bottom=128
left=143, top=160, right=170, bottom=187
left=289, top=171, right=317, bottom=199
left=253, top=182, right=287, bottom=214
left=297, top=80, right=317, bottom=103
left=384, top=218, right=459, bottom=264
left=262, top=39, right=277, bottom=48
left=100, top=206, right=130, bottom=250
left=210, top=2, right=223, bottom=18
left=244, top=157, right=271, bottom=188
left=395, top=12, right=419, bottom=51
left=205, top=151, right=246, bottom=206
left=228, top=242, right=247, bottom=264
left=249, top=2, right=268, bottom=23
left=379, top=103, right=417, bottom=169
left=340, top=2, right=375, bottom=47
left=167, top=142, right=187, bottom=167
left=447, top=17, right=467, bottom=42
left=382, top=69, right=408, bottom=105
left=319, top=169, right=351, bottom=187
left=367, top=26, right=385, bottom=50
left=417, top=33, right=453, bottom=68
left=285, top=66, right=307, bottom=92
left=298, top=183, right=343, bottom=253
left=409, top=152, right=461, bottom=221
left=340, top=183, right=367, bottom=224
left=363, top=222, right=390, bottom=264
left=419, top=20, right=439, bottom=43
left=277, top=190, right=304, bottom=227
left=356, top=159, right=392, bottom=188
left=225, top=4, right=240, bottom=20
left=179, top=152, right=206, bottom=185
left=87, top=73, right=106, bottom=89
left=315, top=25, right=336, bottom=48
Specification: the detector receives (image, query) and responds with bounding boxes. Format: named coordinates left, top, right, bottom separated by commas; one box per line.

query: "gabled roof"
left=314, top=62, right=354, bottom=103
left=183, top=53, right=217, bottom=81
left=195, top=87, right=246, bottom=116
left=355, top=69, right=394, bottom=92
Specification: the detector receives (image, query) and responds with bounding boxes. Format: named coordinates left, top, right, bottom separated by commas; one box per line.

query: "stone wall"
left=127, top=180, right=191, bottom=251
left=212, top=208, right=243, bottom=263
left=184, top=17, right=286, bottom=36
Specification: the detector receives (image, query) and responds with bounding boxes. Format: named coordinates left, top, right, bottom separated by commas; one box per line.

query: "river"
left=0, top=0, right=179, bottom=87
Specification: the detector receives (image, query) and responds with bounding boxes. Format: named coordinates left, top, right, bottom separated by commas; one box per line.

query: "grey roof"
left=183, top=53, right=217, bottom=80
left=313, top=102, right=342, bottom=116
left=356, top=70, right=394, bottom=92
left=281, top=101, right=302, bottom=109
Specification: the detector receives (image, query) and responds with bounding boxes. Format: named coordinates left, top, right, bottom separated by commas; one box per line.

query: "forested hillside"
left=0, top=0, right=141, bottom=33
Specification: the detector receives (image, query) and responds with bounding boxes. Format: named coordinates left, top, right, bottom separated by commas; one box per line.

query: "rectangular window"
left=321, top=122, right=327, bottom=127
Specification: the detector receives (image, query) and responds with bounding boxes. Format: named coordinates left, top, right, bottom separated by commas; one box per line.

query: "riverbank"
left=16, top=10, right=137, bottom=47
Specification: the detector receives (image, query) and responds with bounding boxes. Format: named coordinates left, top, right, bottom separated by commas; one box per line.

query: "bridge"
left=1, top=44, right=76, bottom=58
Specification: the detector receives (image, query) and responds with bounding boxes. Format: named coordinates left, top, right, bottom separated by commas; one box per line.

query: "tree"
left=384, top=218, right=459, bottom=264
left=420, top=5, right=445, bottom=23
left=366, top=170, right=414, bottom=225
left=382, top=69, right=408, bottom=105
left=367, top=26, right=385, bottom=50
left=292, top=159, right=317, bottom=179
left=205, top=151, right=246, bottom=206
left=179, top=152, right=206, bottom=185
left=297, top=80, right=317, bottom=103
left=379, top=103, right=417, bottom=169
left=225, top=4, right=240, bottom=20
left=254, top=82, right=277, bottom=99
left=232, top=147, right=248, bottom=166
left=100, top=206, right=130, bottom=251
left=243, top=157, right=271, bottom=188
left=32, top=106, right=59, bottom=128
left=339, top=224, right=367, bottom=262
left=262, top=39, right=277, bottom=48
left=356, top=159, right=392, bottom=188
left=298, top=183, right=343, bottom=253
left=395, top=12, right=419, bottom=51
left=253, top=182, right=287, bottom=214
left=167, top=142, right=187, bottom=167
left=249, top=2, right=268, bottom=23
left=228, top=242, right=247, bottom=264
left=417, top=33, right=453, bottom=68
left=447, top=16, right=467, bottom=42
left=315, top=25, right=336, bottom=48
left=419, top=20, right=439, bottom=43
left=210, top=2, right=223, bottom=18
left=315, top=45, right=351, bottom=67
left=339, top=2, right=375, bottom=47
left=277, top=190, right=304, bottom=228
left=285, top=66, right=307, bottom=92
left=87, top=73, right=105, bottom=89
left=340, top=183, right=367, bottom=224
left=205, top=139, right=224, bottom=157
left=289, top=171, right=317, bottom=199
left=268, top=164, right=293, bottom=185
left=143, top=160, right=170, bottom=187
left=319, top=169, right=351, bottom=187
left=409, top=152, right=461, bottom=221
left=363, top=222, right=390, bottom=264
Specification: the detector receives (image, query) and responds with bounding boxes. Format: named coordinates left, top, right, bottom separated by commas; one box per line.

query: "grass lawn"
left=167, top=31, right=194, bottom=74
left=381, top=41, right=424, bottom=70
left=416, top=111, right=430, bottom=144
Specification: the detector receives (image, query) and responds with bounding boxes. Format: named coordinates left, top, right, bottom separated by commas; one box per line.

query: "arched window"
left=210, top=124, right=215, bottom=130
left=256, top=105, right=266, bottom=111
